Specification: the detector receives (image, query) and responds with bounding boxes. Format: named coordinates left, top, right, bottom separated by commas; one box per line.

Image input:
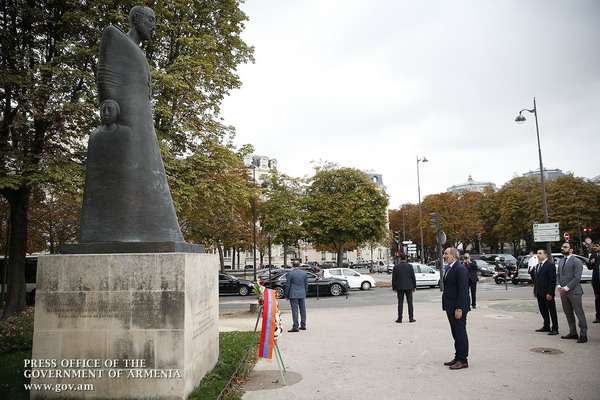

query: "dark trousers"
left=397, top=290, right=414, bottom=320
left=468, top=281, right=477, bottom=307
left=560, top=292, right=587, bottom=336
left=289, top=298, right=306, bottom=330
left=536, top=294, right=559, bottom=331
left=446, top=311, right=469, bottom=363
left=593, top=284, right=600, bottom=319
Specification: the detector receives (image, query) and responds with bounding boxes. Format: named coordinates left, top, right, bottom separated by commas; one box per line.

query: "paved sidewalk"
left=220, top=297, right=600, bottom=400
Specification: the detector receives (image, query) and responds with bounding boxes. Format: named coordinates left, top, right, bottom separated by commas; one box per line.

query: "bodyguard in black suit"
left=586, top=241, right=600, bottom=323
left=441, top=247, right=470, bottom=370
left=463, top=252, right=479, bottom=309
left=532, top=249, right=559, bottom=335
left=392, top=254, right=417, bottom=323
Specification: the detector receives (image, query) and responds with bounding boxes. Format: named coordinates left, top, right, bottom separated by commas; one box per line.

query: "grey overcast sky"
left=221, top=0, right=600, bottom=208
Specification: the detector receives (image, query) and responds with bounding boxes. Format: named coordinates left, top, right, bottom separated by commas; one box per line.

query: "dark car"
left=300, top=264, right=321, bottom=274
left=354, top=260, right=373, bottom=269
left=218, top=273, right=255, bottom=296
left=259, top=271, right=349, bottom=299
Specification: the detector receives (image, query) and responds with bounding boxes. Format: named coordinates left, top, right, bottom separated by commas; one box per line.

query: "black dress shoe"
left=561, top=333, right=578, bottom=339
left=577, top=336, right=588, bottom=343
left=300, top=327, right=306, bottom=330
left=449, top=361, right=468, bottom=370
left=288, top=329, right=299, bottom=333
left=472, top=305, right=476, bottom=309
left=395, top=319, right=402, bottom=323
left=535, top=327, right=550, bottom=332
left=593, top=318, right=600, bottom=323
left=409, top=319, right=416, bottom=323
left=548, top=330, right=559, bottom=336
left=443, top=359, right=458, bottom=366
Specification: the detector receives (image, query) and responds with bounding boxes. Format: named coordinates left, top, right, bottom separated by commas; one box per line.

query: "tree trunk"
left=217, top=243, right=224, bottom=272
left=283, top=243, right=288, bottom=268
left=2, top=187, right=30, bottom=318
left=336, top=243, right=344, bottom=268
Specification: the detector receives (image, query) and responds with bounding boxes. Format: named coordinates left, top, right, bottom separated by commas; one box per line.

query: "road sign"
left=533, top=222, right=560, bottom=242
left=564, top=232, right=570, bottom=240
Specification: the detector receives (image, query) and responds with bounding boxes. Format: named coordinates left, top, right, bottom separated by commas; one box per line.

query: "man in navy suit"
left=532, top=249, right=559, bottom=335
left=285, top=260, right=309, bottom=332
left=441, top=247, right=470, bottom=370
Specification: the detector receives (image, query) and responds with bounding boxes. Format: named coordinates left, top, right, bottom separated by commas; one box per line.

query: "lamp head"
left=422, top=157, right=428, bottom=163
left=515, top=114, right=526, bottom=124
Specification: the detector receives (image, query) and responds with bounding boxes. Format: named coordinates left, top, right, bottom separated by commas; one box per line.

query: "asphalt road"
left=218, top=274, right=582, bottom=312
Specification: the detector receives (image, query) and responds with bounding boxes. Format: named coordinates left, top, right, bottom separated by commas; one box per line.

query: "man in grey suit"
left=392, top=254, right=417, bottom=323
left=557, top=242, right=588, bottom=343
left=285, top=260, right=308, bottom=332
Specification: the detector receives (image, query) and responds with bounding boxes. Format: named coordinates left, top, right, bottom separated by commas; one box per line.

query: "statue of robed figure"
left=63, top=6, right=201, bottom=253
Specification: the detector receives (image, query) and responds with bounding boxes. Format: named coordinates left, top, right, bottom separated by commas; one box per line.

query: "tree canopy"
left=303, top=166, right=389, bottom=267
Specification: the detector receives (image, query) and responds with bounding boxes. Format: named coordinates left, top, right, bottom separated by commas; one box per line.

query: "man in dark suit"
left=463, top=252, right=479, bottom=309
left=586, top=241, right=600, bottom=323
left=284, top=260, right=309, bottom=333
left=392, top=254, right=417, bottom=323
left=532, top=249, right=559, bottom=335
left=442, top=247, right=470, bottom=370
left=557, top=242, right=588, bottom=343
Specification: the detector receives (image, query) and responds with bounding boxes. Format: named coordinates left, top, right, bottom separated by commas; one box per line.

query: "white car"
left=388, top=263, right=441, bottom=288
left=322, top=268, right=376, bottom=290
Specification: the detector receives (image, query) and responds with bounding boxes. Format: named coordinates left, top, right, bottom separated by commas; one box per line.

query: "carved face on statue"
left=130, top=6, right=155, bottom=41
left=100, top=100, right=119, bottom=126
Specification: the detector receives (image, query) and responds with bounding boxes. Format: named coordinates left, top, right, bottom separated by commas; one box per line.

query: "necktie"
left=536, top=263, right=542, bottom=274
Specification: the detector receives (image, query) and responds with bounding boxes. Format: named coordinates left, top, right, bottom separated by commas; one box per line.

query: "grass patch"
left=189, top=331, right=259, bottom=400
left=0, top=350, right=32, bottom=400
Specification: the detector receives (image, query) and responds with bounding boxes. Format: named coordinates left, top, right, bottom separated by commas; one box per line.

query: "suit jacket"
left=532, top=259, right=556, bottom=297
left=284, top=268, right=308, bottom=299
left=392, top=262, right=416, bottom=291
left=464, top=260, right=479, bottom=283
left=587, top=251, right=600, bottom=290
left=558, top=255, right=584, bottom=295
left=442, top=261, right=470, bottom=312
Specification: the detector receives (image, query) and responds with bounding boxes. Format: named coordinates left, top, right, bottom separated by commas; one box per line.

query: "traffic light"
left=583, top=228, right=593, bottom=235
left=430, top=212, right=440, bottom=231
left=393, top=231, right=400, bottom=243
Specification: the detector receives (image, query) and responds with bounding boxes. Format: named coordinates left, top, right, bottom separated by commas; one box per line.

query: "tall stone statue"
left=65, top=6, right=199, bottom=253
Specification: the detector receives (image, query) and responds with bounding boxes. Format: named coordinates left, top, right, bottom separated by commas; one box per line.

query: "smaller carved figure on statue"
left=79, top=99, right=139, bottom=242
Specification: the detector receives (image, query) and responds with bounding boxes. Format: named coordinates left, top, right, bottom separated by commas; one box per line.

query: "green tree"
left=303, top=166, right=389, bottom=268
left=259, top=173, right=305, bottom=268
left=0, top=1, right=253, bottom=316
left=170, top=139, right=255, bottom=271
left=494, top=188, right=528, bottom=254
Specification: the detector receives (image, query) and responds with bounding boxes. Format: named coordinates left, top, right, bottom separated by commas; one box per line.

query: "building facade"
left=447, top=175, right=497, bottom=194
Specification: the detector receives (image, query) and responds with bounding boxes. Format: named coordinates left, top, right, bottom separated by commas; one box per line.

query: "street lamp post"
left=515, top=98, right=552, bottom=258
left=248, top=164, right=258, bottom=282
left=416, top=155, right=428, bottom=263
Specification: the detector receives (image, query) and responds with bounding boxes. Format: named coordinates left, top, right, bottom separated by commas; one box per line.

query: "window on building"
left=332, top=253, right=337, bottom=260
left=321, top=252, right=326, bottom=261
left=378, top=249, right=383, bottom=259
left=343, top=251, right=348, bottom=260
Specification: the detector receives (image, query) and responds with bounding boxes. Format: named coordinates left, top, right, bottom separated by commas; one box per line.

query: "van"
left=0, top=255, right=38, bottom=305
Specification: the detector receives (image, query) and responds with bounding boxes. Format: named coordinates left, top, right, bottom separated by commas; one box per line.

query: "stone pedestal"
left=30, top=253, right=219, bottom=399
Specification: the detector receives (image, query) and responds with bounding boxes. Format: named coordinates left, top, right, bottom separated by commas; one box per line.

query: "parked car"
left=474, top=260, right=496, bottom=276
left=411, top=263, right=441, bottom=288
left=322, top=268, right=376, bottom=290
left=257, top=269, right=287, bottom=281
left=300, top=264, right=321, bottom=274
left=354, top=260, right=373, bottom=269
left=259, top=271, right=349, bottom=299
left=386, top=262, right=440, bottom=288
left=218, top=273, right=255, bottom=296
left=320, top=261, right=337, bottom=269
left=515, top=254, right=591, bottom=284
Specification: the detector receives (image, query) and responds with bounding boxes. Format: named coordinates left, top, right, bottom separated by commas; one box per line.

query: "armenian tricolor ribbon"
left=258, top=288, right=278, bottom=359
